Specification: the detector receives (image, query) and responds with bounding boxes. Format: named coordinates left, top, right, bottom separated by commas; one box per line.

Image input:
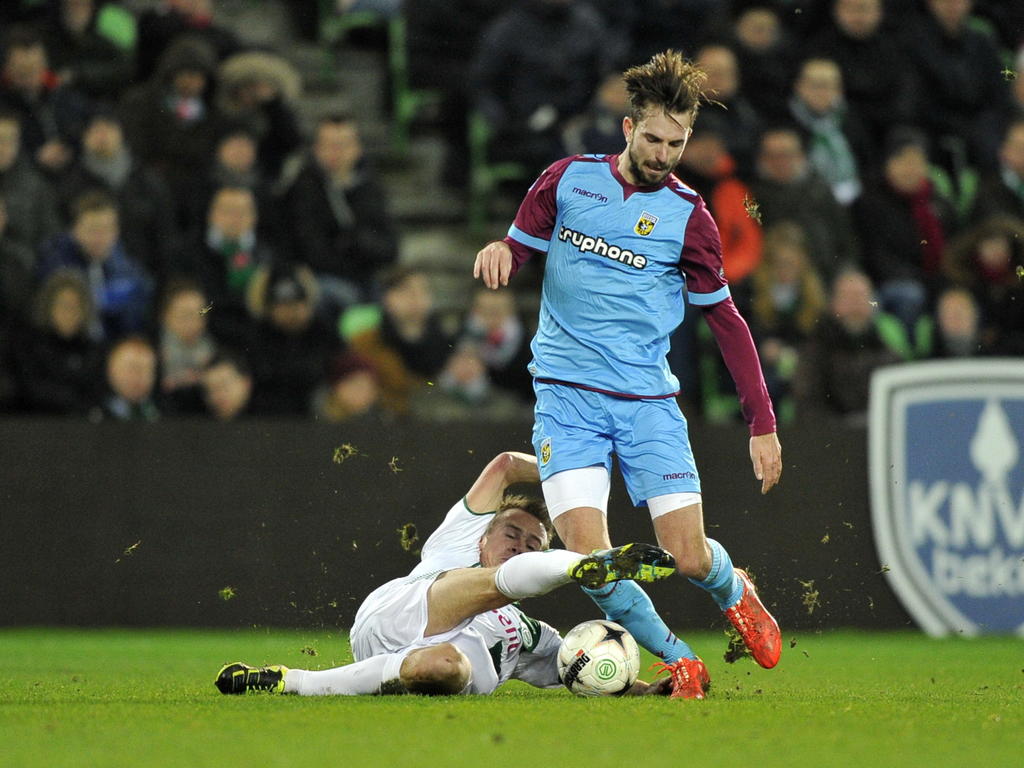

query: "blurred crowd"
left=0, top=0, right=1021, bottom=428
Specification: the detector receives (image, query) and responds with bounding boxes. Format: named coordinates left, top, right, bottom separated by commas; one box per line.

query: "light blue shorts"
left=532, top=381, right=701, bottom=507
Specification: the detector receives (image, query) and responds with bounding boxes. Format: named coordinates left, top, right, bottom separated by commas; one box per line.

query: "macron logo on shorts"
left=558, top=225, right=648, bottom=270
left=663, top=471, right=697, bottom=481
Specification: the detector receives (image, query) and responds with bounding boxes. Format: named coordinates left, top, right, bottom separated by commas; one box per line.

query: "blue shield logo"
left=870, top=360, right=1024, bottom=636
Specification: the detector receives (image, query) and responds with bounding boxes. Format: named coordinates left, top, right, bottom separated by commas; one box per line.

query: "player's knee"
left=671, top=542, right=713, bottom=580
left=400, top=644, right=471, bottom=695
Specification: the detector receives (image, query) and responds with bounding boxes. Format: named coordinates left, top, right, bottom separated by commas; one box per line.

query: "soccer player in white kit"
left=215, top=452, right=675, bottom=696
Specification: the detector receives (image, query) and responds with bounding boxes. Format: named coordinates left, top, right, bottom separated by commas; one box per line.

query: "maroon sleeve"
left=678, top=194, right=729, bottom=297
left=501, top=156, right=576, bottom=277
left=678, top=192, right=775, bottom=434
left=703, top=297, right=777, bottom=436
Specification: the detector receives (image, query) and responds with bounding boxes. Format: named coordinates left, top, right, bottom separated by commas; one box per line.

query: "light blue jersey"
left=505, top=154, right=730, bottom=398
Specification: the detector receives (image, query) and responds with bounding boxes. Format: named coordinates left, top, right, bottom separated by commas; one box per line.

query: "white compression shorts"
left=542, top=467, right=701, bottom=521
left=541, top=466, right=611, bottom=521
left=647, top=492, right=703, bottom=520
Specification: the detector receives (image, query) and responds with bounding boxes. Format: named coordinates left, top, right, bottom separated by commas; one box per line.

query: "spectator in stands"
left=561, top=71, right=629, bottom=157
left=854, top=126, right=955, bottom=331
left=135, top=0, right=240, bottom=83
left=312, top=351, right=381, bottom=424
left=807, top=0, right=916, bottom=141
left=427, top=338, right=526, bottom=421
left=749, top=125, right=859, bottom=283
left=42, top=0, right=132, bottom=99
left=971, top=117, right=1024, bottom=224
left=192, top=124, right=283, bottom=243
left=0, top=3, right=37, bottom=26
left=285, top=114, right=398, bottom=310
left=1004, top=45, right=1024, bottom=129
left=60, top=108, right=180, bottom=282
left=741, top=222, right=828, bottom=414
left=795, top=268, right=907, bottom=422
left=0, top=110, right=61, bottom=253
left=618, top=0, right=721, bottom=63
left=902, top=0, right=1008, bottom=171
left=405, top=0, right=501, bottom=187
left=470, top=0, right=613, bottom=172
left=183, top=185, right=273, bottom=346
left=120, top=35, right=221, bottom=229
left=975, top=1, right=1024, bottom=54
left=675, top=114, right=762, bottom=287
left=0, top=26, right=90, bottom=175
left=36, top=189, right=152, bottom=342
left=98, top=335, right=160, bottom=422
left=728, top=5, right=795, bottom=123
left=213, top=51, right=303, bottom=182
left=245, top=262, right=343, bottom=416
left=787, top=57, right=870, bottom=206
left=13, top=269, right=102, bottom=415
left=208, top=124, right=261, bottom=191
left=943, top=214, right=1024, bottom=356
left=157, top=278, right=216, bottom=415
left=201, top=350, right=253, bottom=421
left=693, top=43, right=761, bottom=175
left=458, top=287, right=533, bottom=402
left=345, top=265, right=453, bottom=415
left=437, top=340, right=490, bottom=406
left=0, top=193, right=33, bottom=323
left=928, top=286, right=985, bottom=358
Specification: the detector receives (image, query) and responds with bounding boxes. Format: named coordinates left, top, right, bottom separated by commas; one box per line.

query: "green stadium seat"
left=95, top=3, right=137, bottom=51
left=385, top=15, right=441, bottom=158
left=319, top=8, right=439, bottom=159
left=467, top=111, right=529, bottom=235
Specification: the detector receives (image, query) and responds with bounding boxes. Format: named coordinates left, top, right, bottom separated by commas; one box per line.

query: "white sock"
left=493, top=550, right=584, bottom=599
left=284, top=652, right=407, bottom=696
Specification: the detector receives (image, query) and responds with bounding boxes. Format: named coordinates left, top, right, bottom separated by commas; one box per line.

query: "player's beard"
left=627, top=143, right=672, bottom=186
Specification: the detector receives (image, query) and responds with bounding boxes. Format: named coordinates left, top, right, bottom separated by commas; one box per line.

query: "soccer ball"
left=557, top=619, right=640, bottom=697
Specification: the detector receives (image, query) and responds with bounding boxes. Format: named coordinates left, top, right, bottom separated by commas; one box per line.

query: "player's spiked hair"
left=622, top=50, right=708, bottom=123
left=491, top=493, right=554, bottom=542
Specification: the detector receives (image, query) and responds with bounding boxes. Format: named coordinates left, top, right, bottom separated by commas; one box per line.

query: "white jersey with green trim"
left=408, top=497, right=494, bottom=578
left=405, top=496, right=563, bottom=692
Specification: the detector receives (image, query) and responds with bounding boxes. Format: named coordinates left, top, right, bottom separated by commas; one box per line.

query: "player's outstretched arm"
left=750, top=432, right=782, bottom=494
left=473, top=240, right=513, bottom=290
left=465, top=451, right=539, bottom=513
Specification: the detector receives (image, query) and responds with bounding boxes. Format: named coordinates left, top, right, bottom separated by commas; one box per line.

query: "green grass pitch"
left=1, top=628, right=1021, bottom=768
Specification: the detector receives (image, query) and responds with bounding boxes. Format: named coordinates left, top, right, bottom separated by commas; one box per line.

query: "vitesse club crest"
left=540, top=438, right=552, bottom=466
left=634, top=211, right=659, bottom=236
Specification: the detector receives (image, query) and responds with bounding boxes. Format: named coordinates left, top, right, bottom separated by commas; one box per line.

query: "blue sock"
left=582, top=580, right=696, bottom=662
left=689, top=538, right=743, bottom=610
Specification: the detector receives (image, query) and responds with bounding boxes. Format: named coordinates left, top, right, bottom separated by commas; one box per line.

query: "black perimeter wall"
left=0, top=416, right=912, bottom=632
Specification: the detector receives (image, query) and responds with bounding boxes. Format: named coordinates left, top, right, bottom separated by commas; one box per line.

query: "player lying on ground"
left=472, top=50, right=783, bottom=699
left=216, top=452, right=675, bottom=696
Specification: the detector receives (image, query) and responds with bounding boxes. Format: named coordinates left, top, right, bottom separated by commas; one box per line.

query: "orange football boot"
left=723, top=568, right=781, bottom=669
left=653, top=657, right=711, bottom=700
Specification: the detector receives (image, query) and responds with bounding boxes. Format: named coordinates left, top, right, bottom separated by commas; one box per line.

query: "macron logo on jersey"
left=571, top=186, right=609, bottom=204
left=558, top=225, right=648, bottom=270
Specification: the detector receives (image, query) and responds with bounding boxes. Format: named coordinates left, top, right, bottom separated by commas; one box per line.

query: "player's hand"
left=750, top=432, right=782, bottom=494
left=473, top=241, right=513, bottom=289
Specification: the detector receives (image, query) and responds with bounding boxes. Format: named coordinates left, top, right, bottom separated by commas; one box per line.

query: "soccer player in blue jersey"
left=473, top=50, right=784, bottom=699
